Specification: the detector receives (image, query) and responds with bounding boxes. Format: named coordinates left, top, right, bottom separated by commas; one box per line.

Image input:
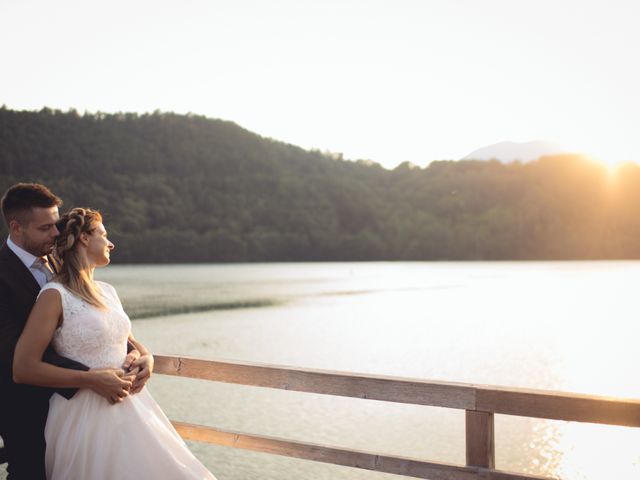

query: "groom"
left=0, top=183, right=152, bottom=479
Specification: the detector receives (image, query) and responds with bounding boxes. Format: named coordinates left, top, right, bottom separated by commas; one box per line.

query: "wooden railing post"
left=465, top=410, right=495, bottom=468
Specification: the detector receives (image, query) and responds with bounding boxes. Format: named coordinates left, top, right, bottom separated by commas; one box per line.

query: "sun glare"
left=591, top=156, right=631, bottom=172
left=573, top=139, right=638, bottom=171
left=568, top=150, right=630, bottom=182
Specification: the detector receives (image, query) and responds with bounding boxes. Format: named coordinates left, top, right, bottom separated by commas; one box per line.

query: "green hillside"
left=1, top=106, right=639, bottom=262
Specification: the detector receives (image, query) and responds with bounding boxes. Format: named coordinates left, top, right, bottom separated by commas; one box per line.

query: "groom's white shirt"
left=6, top=236, right=49, bottom=287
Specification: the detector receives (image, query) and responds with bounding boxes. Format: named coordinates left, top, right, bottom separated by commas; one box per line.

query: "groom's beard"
left=21, top=236, right=56, bottom=258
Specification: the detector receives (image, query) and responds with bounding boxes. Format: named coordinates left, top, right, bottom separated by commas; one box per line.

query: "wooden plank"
left=155, top=355, right=640, bottom=427
left=476, top=386, right=640, bottom=427
left=155, top=355, right=476, bottom=409
left=172, top=421, right=548, bottom=480
left=465, top=411, right=495, bottom=468
left=483, top=471, right=554, bottom=480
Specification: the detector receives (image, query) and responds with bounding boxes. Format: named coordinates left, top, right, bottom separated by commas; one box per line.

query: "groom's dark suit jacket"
left=0, top=241, right=88, bottom=480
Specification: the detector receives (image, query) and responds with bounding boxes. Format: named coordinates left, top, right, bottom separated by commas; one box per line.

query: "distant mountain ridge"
left=462, top=140, right=570, bottom=163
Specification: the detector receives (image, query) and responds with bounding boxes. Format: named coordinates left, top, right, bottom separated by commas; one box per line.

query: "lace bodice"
left=40, top=281, right=131, bottom=369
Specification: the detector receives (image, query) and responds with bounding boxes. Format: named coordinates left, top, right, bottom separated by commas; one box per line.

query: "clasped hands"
left=89, top=350, right=154, bottom=404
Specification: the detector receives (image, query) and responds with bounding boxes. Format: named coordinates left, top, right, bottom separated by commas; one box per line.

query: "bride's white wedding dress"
left=41, top=281, right=216, bottom=480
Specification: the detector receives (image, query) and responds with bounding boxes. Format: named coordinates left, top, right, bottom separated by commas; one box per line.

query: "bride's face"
left=85, top=222, right=115, bottom=267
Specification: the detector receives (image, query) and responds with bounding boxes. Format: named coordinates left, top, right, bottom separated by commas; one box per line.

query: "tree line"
left=1, top=106, right=639, bottom=262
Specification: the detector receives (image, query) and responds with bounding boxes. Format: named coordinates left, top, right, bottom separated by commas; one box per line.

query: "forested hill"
left=1, top=107, right=639, bottom=262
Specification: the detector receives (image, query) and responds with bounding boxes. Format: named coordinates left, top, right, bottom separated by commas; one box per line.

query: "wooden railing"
left=154, top=354, right=640, bottom=480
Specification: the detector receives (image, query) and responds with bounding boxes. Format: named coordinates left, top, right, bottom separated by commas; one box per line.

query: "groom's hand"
left=88, top=368, right=133, bottom=405
left=129, top=354, right=154, bottom=394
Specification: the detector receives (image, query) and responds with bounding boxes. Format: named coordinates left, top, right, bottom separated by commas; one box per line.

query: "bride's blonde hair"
left=53, top=207, right=107, bottom=310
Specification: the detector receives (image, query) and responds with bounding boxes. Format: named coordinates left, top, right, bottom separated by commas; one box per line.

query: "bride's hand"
left=129, top=354, right=154, bottom=394
left=122, top=348, right=141, bottom=371
left=87, top=368, right=133, bottom=405
left=124, top=366, right=139, bottom=388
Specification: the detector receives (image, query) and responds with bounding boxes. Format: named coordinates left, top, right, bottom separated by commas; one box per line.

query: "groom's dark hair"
left=1, top=182, right=63, bottom=227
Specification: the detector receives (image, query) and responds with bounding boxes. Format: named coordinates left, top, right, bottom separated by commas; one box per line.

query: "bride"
left=13, top=207, right=216, bottom=480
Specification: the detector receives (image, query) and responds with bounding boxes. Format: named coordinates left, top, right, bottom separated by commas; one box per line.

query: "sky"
left=1, top=0, right=639, bottom=169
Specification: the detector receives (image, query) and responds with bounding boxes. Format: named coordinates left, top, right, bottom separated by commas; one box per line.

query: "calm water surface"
left=3, top=262, right=639, bottom=479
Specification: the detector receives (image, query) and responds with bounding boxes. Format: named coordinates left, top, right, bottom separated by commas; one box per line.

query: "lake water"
left=2, top=262, right=639, bottom=479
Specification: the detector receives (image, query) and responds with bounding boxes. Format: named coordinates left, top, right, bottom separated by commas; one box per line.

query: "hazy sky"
left=1, top=0, right=638, bottom=168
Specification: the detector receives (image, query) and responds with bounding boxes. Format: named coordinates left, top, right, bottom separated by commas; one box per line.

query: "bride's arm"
left=13, top=289, right=133, bottom=403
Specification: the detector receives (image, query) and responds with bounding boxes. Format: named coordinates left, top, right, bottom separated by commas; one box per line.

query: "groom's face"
left=14, top=206, right=60, bottom=257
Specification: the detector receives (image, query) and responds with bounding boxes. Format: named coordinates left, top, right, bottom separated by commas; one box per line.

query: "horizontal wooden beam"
left=154, top=355, right=476, bottom=409
left=154, top=355, right=640, bottom=427
left=476, top=385, right=640, bottom=427
left=172, top=421, right=548, bottom=480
